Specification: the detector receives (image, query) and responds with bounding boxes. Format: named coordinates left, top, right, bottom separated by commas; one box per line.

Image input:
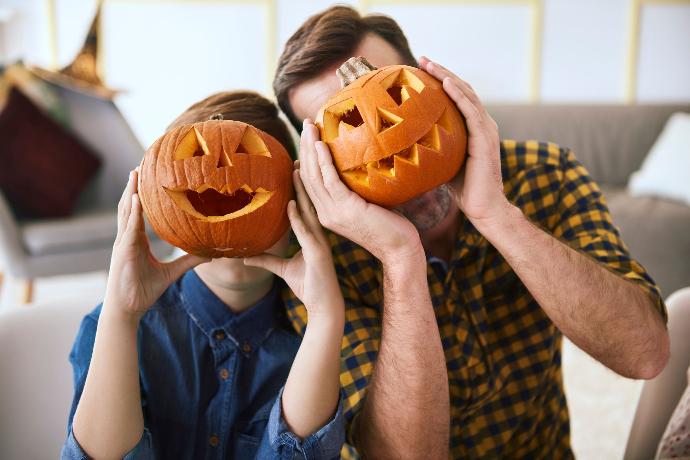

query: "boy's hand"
left=104, top=170, right=210, bottom=321
left=244, top=164, right=344, bottom=321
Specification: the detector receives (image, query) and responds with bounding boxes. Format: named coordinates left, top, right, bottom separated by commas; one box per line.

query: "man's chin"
left=395, top=185, right=452, bottom=231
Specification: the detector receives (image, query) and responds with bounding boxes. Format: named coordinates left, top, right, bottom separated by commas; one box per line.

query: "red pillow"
left=0, top=87, right=101, bottom=219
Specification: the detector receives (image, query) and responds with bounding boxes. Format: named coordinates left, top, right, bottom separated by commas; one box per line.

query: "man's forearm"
left=355, top=246, right=450, bottom=458
left=475, top=203, right=669, bottom=379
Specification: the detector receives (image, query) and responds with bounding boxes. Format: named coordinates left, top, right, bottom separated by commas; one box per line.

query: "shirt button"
left=242, top=341, right=252, bottom=353
left=209, top=435, right=219, bottom=447
left=214, top=331, right=225, bottom=340
left=219, top=368, right=229, bottom=380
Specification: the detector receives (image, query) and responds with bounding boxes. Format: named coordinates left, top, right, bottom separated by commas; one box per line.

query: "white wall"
left=1, top=0, right=689, bottom=146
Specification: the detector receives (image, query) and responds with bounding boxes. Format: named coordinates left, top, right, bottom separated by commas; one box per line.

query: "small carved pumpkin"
left=316, top=57, right=468, bottom=207
left=139, top=120, right=293, bottom=258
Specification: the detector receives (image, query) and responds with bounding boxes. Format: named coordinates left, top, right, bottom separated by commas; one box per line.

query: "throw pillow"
left=628, top=112, right=690, bottom=206
left=0, top=86, right=101, bottom=218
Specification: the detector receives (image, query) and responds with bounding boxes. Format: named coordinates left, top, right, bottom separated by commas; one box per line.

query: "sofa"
left=488, top=104, right=690, bottom=298
left=0, top=81, right=173, bottom=303
left=0, top=292, right=100, bottom=460
left=0, top=105, right=688, bottom=460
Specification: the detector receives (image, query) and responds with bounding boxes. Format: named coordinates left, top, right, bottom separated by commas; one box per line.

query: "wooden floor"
left=0, top=270, right=642, bottom=460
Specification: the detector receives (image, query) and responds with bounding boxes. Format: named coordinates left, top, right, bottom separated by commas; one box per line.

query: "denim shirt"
left=60, top=270, right=344, bottom=460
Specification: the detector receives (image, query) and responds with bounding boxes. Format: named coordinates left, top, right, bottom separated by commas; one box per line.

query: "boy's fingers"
left=116, top=171, right=136, bottom=244
left=243, top=254, right=287, bottom=278
left=131, top=193, right=145, bottom=234
left=166, top=254, right=210, bottom=281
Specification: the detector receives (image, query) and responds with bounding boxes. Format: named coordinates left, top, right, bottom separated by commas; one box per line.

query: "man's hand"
left=420, top=58, right=669, bottom=380
left=419, top=56, right=512, bottom=229
left=298, top=119, right=422, bottom=264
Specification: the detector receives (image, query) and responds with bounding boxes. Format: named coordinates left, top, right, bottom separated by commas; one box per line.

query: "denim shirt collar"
left=179, top=270, right=280, bottom=354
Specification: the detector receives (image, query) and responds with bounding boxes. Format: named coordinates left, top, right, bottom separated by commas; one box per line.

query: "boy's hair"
left=273, top=5, right=416, bottom=131
left=167, top=91, right=296, bottom=159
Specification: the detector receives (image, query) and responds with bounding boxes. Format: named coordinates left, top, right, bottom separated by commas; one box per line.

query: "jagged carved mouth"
left=164, top=184, right=274, bottom=223
left=342, top=106, right=454, bottom=184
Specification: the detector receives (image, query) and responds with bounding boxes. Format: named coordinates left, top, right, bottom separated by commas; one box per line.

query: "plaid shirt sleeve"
left=504, top=140, right=667, bottom=321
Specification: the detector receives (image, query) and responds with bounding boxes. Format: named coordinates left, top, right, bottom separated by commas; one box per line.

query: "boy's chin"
left=395, top=185, right=453, bottom=231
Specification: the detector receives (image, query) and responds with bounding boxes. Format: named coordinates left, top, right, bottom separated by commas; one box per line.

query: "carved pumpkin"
left=139, top=120, right=293, bottom=258
left=316, top=57, right=468, bottom=207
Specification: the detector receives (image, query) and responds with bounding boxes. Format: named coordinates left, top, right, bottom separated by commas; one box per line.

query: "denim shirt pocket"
left=232, top=404, right=272, bottom=457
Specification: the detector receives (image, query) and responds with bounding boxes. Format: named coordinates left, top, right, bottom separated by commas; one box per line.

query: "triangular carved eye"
left=174, top=127, right=210, bottom=160
left=322, top=98, right=365, bottom=142
left=376, top=107, right=403, bottom=133
left=235, top=126, right=271, bottom=157
left=340, top=104, right=364, bottom=128
left=380, top=68, right=425, bottom=106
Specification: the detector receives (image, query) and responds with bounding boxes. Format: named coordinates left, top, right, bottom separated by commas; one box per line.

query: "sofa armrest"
left=0, top=191, right=26, bottom=271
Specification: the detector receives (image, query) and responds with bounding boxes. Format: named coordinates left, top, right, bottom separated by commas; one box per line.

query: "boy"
left=61, top=91, right=345, bottom=459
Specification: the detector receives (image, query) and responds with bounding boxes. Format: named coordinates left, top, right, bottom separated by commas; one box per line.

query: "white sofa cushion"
left=628, top=112, right=690, bottom=205
left=0, top=293, right=101, bottom=460
left=20, top=209, right=118, bottom=256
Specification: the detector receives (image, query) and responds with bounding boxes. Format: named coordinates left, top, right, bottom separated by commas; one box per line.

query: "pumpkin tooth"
left=342, top=167, right=369, bottom=186
left=394, top=144, right=420, bottom=166
left=164, top=187, right=275, bottom=222
left=373, top=158, right=395, bottom=177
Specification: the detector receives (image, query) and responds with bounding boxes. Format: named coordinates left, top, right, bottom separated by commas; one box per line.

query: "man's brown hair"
left=273, top=5, right=416, bottom=131
left=167, top=90, right=296, bottom=159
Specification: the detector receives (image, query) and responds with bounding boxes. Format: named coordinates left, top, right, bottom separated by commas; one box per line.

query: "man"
left=273, top=6, right=669, bottom=458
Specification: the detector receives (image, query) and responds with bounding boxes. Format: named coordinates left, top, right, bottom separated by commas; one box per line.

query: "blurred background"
left=0, top=1, right=688, bottom=459
left=1, top=0, right=688, bottom=146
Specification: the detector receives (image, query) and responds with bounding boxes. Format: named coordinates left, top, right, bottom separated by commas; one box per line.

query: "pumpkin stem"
left=210, top=113, right=224, bottom=120
left=336, top=57, right=377, bottom=88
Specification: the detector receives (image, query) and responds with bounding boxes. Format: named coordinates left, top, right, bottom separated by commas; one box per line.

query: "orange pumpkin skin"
left=316, top=64, right=468, bottom=207
left=139, top=120, right=293, bottom=258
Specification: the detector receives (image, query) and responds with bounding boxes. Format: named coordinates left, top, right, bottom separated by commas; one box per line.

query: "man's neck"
left=419, top=205, right=460, bottom=263
left=193, top=262, right=274, bottom=314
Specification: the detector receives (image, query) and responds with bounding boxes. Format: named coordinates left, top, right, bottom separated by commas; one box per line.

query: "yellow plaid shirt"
left=281, top=140, right=666, bottom=458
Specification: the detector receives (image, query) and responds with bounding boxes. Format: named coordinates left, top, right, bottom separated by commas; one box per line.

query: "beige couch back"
left=0, top=295, right=99, bottom=460
left=487, top=104, right=690, bottom=186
